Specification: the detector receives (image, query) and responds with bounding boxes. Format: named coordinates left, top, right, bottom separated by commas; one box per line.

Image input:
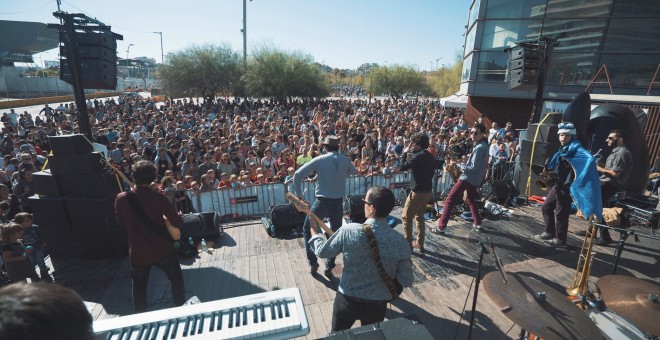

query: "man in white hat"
left=293, top=136, right=357, bottom=276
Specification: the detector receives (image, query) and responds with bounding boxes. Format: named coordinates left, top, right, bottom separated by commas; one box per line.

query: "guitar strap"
left=125, top=190, right=174, bottom=242
left=362, top=224, right=400, bottom=299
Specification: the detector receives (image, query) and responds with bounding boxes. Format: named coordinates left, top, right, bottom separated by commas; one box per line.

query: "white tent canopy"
left=440, top=93, right=468, bottom=109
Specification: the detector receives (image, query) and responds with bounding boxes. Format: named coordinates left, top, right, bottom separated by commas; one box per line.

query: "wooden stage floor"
left=50, top=204, right=660, bottom=339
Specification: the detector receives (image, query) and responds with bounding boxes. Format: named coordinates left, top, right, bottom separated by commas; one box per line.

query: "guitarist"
left=308, top=186, right=413, bottom=332
left=114, top=160, right=186, bottom=312
left=292, top=136, right=357, bottom=277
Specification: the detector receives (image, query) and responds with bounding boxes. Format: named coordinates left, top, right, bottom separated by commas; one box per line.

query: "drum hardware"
left=596, top=275, right=660, bottom=337
left=483, top=271, right=602, bottom=340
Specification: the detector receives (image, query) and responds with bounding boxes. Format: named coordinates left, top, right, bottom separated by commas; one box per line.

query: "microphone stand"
left=593, top=222, right=660, bottom=274
left=467, top=240, right=489, bottom=340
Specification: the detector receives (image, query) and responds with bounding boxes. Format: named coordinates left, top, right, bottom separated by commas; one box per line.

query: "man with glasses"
left=596, top=130, right=632, bottom=245
left=308, top=186, right=413, bottom=332
left=433, top=124, right=489, bottom=234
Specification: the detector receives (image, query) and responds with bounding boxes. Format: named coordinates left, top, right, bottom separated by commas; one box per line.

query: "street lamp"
left=153, top=32, right=164, bottom=64
left=126, top=44, right=134, bottom=77
left=241, top=0, right=253, bottom=65
left=435, top=57, right=443, bottom=70
left=429, top=61, right=434, bottom=71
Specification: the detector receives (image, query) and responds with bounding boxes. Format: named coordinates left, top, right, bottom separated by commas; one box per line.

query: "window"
left=485, top=0, right=547, bottom=19
left=541, top=19, right=608, bottom=53
left=603, top=19, right=660, bottom=52
left=476, top=51, right=509, bottom=81
left=546, top=0, right=613, bottom=18
left=481, top=20, right=542, bottom=51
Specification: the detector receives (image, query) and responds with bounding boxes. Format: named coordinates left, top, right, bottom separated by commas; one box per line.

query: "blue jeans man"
left=302, top=197, right=344, bottom=275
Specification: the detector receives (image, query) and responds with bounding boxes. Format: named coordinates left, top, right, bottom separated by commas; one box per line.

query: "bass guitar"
left=285, top=193, right=334, bottom=236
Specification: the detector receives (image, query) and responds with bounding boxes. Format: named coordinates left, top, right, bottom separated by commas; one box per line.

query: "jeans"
left=131, top=250, right=185, bottom=312
left=26, top=244, right=48, bottom=272
left=401, top=191, right=433, bottom=248
left=302, top=197, right=344, bottom=269
left=542, top=185, right=571, bottom=243
left=331, top=291, right=387, bottom=332
left=438, top=180, right=481, bottom=229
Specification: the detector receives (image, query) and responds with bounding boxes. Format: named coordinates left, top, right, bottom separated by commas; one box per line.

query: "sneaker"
left=412, top=241, right=425, bottom=253
left=574, top=229, right=587, bottom=236
left=432, top=227, right=446, bottom=235
left=544, top=238, right=567, bottom=248
left=473, top=224, right=483, bottom=231
left=596, top=237, right=613, bottom=246
left=535, top=232, right=553, bottom=240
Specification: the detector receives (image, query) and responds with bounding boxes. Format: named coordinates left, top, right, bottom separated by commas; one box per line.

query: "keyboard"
left=93, top=288, right=309, bottom=340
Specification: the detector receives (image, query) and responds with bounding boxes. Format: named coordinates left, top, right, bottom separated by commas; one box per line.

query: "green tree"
left=244, top=46, right=329, bottom=100
left=365, top=66, right=427, bottom=100
left=428, top=56, right=463, bottom=97
left=158, top=43, right=243, bottom=102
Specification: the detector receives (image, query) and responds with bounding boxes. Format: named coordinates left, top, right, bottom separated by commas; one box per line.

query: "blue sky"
left=1, top=0, right=470, bottom=71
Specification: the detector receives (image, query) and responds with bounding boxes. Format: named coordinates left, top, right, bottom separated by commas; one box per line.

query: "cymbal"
left=596, top=275, right=660, bottom=336
left=483, top=271, right=602, bottom=340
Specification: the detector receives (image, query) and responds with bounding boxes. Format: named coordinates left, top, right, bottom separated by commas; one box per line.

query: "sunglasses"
left=607, top=136, right=618, bottom=140
left=470, top=131, right=480, bottom=135
left=362, top=198, right=374, bottom=206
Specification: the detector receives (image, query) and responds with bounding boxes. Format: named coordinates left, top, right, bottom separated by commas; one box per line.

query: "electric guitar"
left=285, top=193, right=334, bottom=236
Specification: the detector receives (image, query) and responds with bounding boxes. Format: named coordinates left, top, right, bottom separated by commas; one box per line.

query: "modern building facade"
left=461, top=0, right=660, bottom=164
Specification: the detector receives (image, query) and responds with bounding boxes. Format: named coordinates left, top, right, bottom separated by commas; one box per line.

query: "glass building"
left=461, top=0, right=660, bottom=165
left=461, top=0, right=660, bottom=98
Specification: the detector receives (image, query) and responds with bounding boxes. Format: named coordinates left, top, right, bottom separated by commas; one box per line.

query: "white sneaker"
left=473, top=224, right=483, bottom=231
left=535, top=232, right=553, bottom=240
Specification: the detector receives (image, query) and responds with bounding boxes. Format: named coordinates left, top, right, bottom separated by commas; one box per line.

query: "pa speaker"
left=78, top=228, right=128, bottom=260
left=48, top=134, right=94, bottom=157
left=520, top=140, right=560, bottom=166
left=58, top=171, right=121, bottom=197
left=47, top=152, right=105, bottom=175
left=28, top=196, right=71, bottom=231
left=75, top=32, right=117, bottom=50
left=526, top=124, right=559, bottom=143
left=32, top=170, right=60, bottom=197
left=60, top=58, right=117, bottom=90
left=517, top=163, right=547, bottom=197
left=65, top=196, right=119, bottom=232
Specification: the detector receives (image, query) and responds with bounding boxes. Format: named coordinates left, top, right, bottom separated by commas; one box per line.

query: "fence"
left=180, top=171, right=455, bottom=220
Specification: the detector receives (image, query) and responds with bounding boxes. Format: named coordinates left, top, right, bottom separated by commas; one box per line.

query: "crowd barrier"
left=180, top=171, right=455, bottom=220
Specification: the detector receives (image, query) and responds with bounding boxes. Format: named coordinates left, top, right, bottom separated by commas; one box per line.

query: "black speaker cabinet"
left=28, top=196, right=71, bottom=231
left=78, top=228, right=128, bottom=260
left=32, top=170, right=60, bottom=197
left=65, top=196, right=119, bottom=232
left=517, top=163, right=548, bottom=197
left=526, top=123, right=559, bottom=143
left=39, top=226, right=82, bottom=259
left=48, top=134, right=95, bottom=157
left=520, top=140, right=560, bottom=166
left=47, top=152, right=105, bottom=175
left=58, top=171, right=122, bottom=197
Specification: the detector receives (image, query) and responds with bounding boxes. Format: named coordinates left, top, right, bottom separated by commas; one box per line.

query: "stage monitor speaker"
left=47, top=152, right=105, bottom=175
left=65, top=196, right=119, bottom=232
left=32, top=170, right=60, bottom=197
left=526, top=124, right=559, bottom=143
left=321, top=316, right=434, bottom=340
left=58, top=171, right=121, bottom=197
left=517, top=163, right=547, bottom=197
left=519, top=140, right=560, bottom=166
left=48, top=134, right=95, bottom=157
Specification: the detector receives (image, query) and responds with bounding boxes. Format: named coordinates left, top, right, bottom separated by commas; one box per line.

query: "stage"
left=49, top=203, right=659, bottom=339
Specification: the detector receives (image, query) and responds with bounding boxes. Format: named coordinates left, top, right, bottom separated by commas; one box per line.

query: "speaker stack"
left=59, top=32, right=118, bottom=90
left=29, top=134, right=126, bottom=260
left=515, top=117, right=562, bottom=197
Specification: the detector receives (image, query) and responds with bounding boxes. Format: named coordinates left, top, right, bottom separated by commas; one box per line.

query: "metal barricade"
left=186, top=183, right=287, bottom=217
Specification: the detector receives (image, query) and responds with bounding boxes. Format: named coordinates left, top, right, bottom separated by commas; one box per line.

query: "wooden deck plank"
left=51, top=204, right=658, bottom=339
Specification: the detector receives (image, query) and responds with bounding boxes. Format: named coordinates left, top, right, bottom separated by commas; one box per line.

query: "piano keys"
left=93, top=287, right=309, bottom=340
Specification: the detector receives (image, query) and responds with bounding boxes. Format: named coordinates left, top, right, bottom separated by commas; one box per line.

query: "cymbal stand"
left=467, top=240, right=489, bottom=340
left=593, top=222, right=660, bottom=274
